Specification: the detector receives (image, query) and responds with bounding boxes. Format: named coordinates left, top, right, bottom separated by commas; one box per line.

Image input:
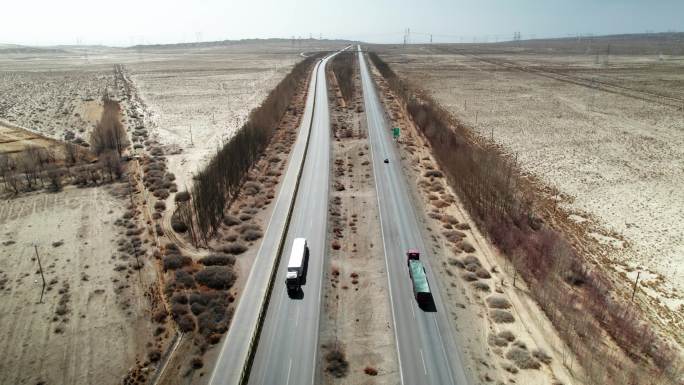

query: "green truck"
left=406, top=249, right=432, bottom=307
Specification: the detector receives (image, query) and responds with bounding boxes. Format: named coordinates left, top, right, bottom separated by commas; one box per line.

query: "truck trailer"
left=406, top=249, right=432, bottom=306
left=286, top=238, right=309, bottom=292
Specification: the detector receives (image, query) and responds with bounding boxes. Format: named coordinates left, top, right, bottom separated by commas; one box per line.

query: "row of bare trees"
left=187, top=54, right=323, bottom=243
left=90, top=96, right=129, bottom=157
left=368, top=52, right=681, bottom=383
left=1, top=97, right=127, bottom=195
left=332, top=52, right=356, bottom=104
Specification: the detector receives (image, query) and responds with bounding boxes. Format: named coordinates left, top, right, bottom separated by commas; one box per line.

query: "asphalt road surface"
left=208, top=51, right=333, bottom=385
left=245, top=50, right=340, bottom=385
left=358, top=45, right=472, bottom=385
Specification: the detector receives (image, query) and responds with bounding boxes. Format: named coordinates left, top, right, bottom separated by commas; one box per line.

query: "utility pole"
left=189, top=124, right=194, bottom=146
left=430, top=34, right=433, bottom=44
left=34, top=245, right=46, bottom=303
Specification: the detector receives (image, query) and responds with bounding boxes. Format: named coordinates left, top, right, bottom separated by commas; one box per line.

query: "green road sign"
left=392, top=127, right=400, bottom=139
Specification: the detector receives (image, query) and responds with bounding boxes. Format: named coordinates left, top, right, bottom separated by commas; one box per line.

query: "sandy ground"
left=125, top=51, right=298, bottom=191
left=369, top=58, right=586, bottom=385
left=377, top=46, right=684, bottom=345
left=320, top=60, right=399, bottom=384
left=0, top=119, right=64, bottom=155
left=0, top=185, right=157, bottom=385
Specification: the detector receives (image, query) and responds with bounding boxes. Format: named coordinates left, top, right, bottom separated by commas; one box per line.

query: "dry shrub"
left=475, top=267, right=491, bottom=279
left=153, top=188, right=169, bottom=199
left=163, top=254, right=191, bottom=271
left=148, top=350, right=161, bottom=362
left=442, top=215, right=459, bottom=225
left=462, top=272, right=478, bottom=282
left=154, top=201, right=166, bottom=211
left=176, top=314, right=195, bottom=332
left=171, top=219, right=188, bottom=233
left=459, top=241, right=476, bottom=253
left=223, top=215, right=241, bottom=226
left=222, top=242, right=247, bottom=255
left=488, top=333, right=510, bottom=347
left=325, top=345, right=349, bottom=378
left=506, top=347, right=540, bottom=369
left=532, top=349, right=552, bottom=365
left=364, top=366, right=378, bottom=376
left=191, top=357, right=204, bottom=369
left=153, top=309, right=168, bottom=323
left=444, top=230, right=466, bottom=243
left=498, top=330, right=515, bottom=342
left=490, top=309, right=515, bottom=323
left=195, top=266, right=236, bottom=290
left=473, top=281, right=490, bottom=291
left=243, top=229, right=262, bottom=242
left=175, top=191, right=190, bottom=202
left=200, top=254, right=236, bottom=266
left=486, top=296, right=511, bottom=309
left=174, top=270, right=195, bottom=289
left=448, top=258, right=464, bottom=268
left=424, top=170, right=443, bottom=178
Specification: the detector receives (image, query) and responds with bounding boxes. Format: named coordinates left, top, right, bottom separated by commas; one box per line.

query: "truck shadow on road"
left=287, top=288, right=305, bottom=300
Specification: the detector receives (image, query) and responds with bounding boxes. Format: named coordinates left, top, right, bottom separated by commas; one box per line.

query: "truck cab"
left=286, top=238, right=309, bottom=293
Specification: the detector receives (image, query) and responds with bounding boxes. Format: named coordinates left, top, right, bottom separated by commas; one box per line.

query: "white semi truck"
left=286, top=238, right=309, bottom=292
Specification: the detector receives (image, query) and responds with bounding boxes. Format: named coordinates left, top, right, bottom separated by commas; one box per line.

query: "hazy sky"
left=3, top=0, right=683, bottom=46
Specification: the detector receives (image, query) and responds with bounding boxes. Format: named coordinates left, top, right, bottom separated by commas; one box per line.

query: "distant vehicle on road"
left=286, top=238, right=309, bottom=293
left=384, top=158, right=389, bottom=163
left=406, top=249, right=433, bottom=307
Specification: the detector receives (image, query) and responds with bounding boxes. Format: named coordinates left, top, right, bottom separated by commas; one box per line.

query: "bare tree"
left=99, top=150, right=122, bottom=181
left=64, top=142, right=80, bottom=167
left=90, top=97, right=129, bottom=157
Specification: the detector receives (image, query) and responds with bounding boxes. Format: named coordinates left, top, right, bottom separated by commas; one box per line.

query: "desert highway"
left=245, top=49, right=341, bottom=385
left=358, top=45, right=472, bottom=385
left=207, top=50, right=339, bottom=385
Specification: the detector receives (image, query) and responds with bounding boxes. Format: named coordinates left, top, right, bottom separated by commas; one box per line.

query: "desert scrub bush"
left=242, top=181, right=261, bottom=196
left=222, top=242, right=247, bottom=255
left=363, top=366, right=378, bottom=376
left=174, top=270, right=196, bottom=289
left=490, top=309, right=515, bottom=323
left=459, top=241, right=476, bottom=253
left=472, top=281, right=490, bottom=291
left=486, top=296, right=511, bottom=309
left=195, top=266, right=236, bottom=290
left=200, top=254, right=236, bottom=266
left=176, top=313, right=195, bottom=332
left=163, top=253, right=191, bottom=271
left=325, top=344, right=349, bottom=378
left=154, top=201, right=166, bottom=211
left=243, top=228, right=263, bottom=242
left=488, top=333, right=510, bottom=347
left=175, top=191, right=190, bottom=203
left=475, top=267, right=491, bottom=279
left=171, top=219, right=188, bottom=233
left=424, top=170, right=443, bottom=178
left=532, top=349, right=552, bottom=364
left=506, top=346, right=540, bottom=369
left=153, top=188, right=169, bottom=199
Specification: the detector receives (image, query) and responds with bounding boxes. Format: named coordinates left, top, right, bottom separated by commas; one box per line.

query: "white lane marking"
left=420, top=349, right=427, bottom=375
left=286, top=358, right=293, bottom=385
left=433, top=316, right=457, bottom=385
left=295, top=306, right=300, bottom=327
left=359, top=47, right=405, bottom=385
